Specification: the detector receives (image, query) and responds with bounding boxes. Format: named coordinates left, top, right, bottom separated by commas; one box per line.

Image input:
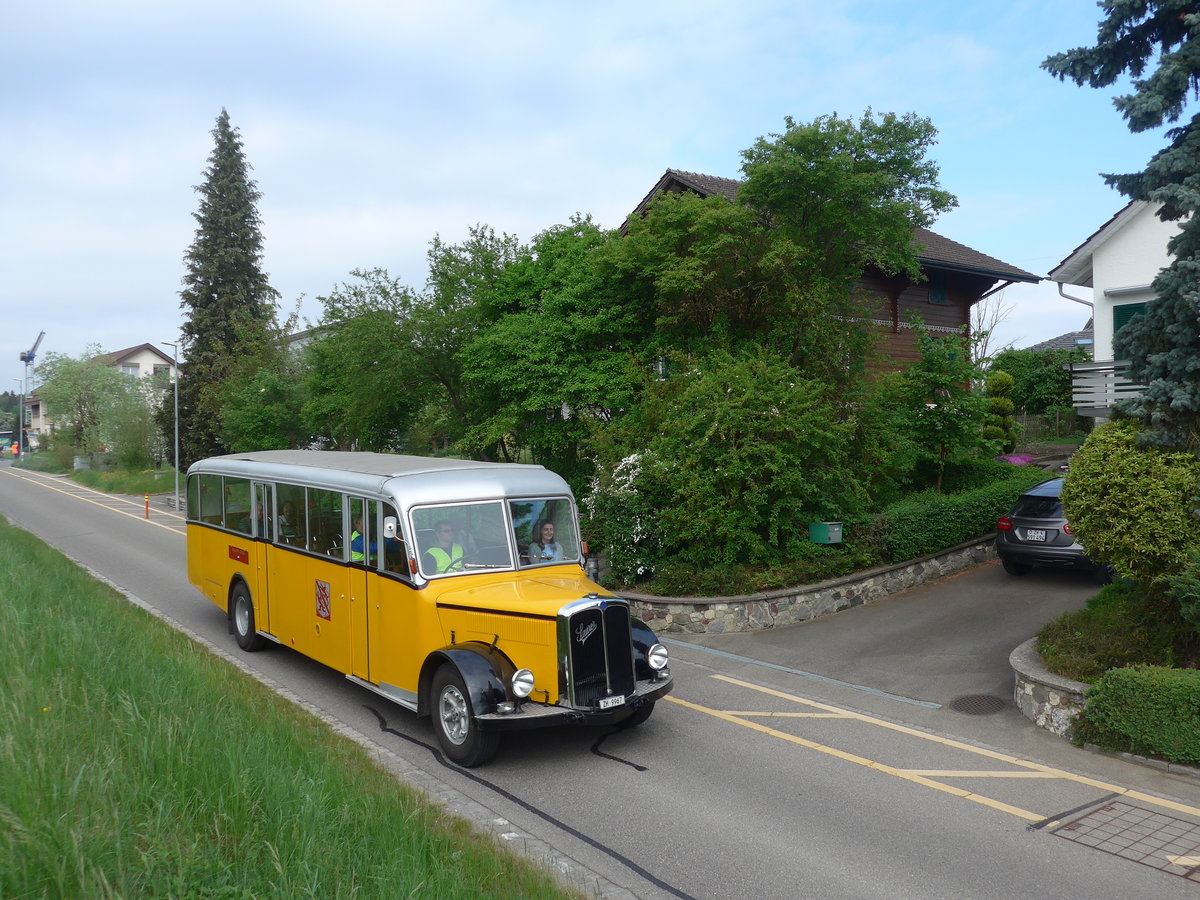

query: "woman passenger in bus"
left=278, top=502, right=297, bottom=540
left=527, top=520, right=561, bottom=563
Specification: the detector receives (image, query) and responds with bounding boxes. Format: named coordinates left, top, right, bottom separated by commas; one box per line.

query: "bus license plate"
left=1025, top=529, right=1047, bottom=542
left=599, top=695, right=626, bottom=710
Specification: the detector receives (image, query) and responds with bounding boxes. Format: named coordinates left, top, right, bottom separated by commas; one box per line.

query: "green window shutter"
left=928, top=272, right=948, bottom=305
left=1113, top=302, right=1147, bottom=336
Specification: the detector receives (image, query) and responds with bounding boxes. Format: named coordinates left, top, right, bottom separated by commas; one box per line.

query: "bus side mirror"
left=383, top=516, right=398, bottom=539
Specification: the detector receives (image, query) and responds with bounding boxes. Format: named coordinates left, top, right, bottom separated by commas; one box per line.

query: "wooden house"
left=627, top=169, right=1039, bottom=370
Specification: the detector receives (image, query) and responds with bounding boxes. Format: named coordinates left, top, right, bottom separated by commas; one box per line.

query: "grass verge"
left=0, top=515, right=578, bottom=900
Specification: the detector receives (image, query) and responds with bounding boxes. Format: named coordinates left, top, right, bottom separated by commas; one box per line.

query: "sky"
left=1, top=0, right=1172, bottom=392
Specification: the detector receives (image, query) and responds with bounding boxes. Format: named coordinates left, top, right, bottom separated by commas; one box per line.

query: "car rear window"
left=1012, top=496, right=1063, bottom=518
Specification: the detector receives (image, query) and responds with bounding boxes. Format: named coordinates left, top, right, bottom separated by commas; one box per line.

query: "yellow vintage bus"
left=185, top=450, right=672, bottom=766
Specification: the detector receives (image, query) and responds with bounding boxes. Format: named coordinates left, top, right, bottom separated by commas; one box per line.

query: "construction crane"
left=14, top=331, right=44, bottom=456
left=19, top=330, right=44, bottom=366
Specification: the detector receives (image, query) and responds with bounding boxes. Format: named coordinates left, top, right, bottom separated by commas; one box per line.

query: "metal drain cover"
left=947, top=694, right=1007, bottom=715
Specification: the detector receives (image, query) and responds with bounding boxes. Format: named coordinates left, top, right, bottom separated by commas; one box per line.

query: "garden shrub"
left=879, top=468, right=1048, bottom=563
left=1074, top=666, right=1200, bottom=765
left=985, top=370, right=1018, bottom=452
left=1036, top=579, right=1187, bottom=682
left=586, top=349, right=871, bottom=581
left=1061, top=420, right=1200, bottom=585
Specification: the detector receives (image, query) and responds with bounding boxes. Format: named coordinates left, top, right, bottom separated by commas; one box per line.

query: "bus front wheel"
left=430, top=665, right=499, bottom=767
left=230, top=583, right=266, bottom=652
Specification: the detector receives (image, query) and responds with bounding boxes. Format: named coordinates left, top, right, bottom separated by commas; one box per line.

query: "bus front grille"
left=559, top=598, right=636, bottom=708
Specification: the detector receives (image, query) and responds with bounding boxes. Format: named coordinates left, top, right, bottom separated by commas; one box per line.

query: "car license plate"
left=1024, top=529, right=1047, bottom=542
left=599, top=695, right=625, bottom=710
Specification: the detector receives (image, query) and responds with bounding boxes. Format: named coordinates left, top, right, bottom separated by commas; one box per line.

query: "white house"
left=1047, top=200, right=1182, bottom=415
left=24, top=343, right=178, bottom=442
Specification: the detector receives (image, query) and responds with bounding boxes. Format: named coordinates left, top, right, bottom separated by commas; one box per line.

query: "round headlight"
left=647, top=643, right=669, bottom=671
left=511, top=668, right=535, bottom=698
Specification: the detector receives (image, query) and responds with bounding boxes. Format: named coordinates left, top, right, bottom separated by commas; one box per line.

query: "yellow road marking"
left=905, top=771, right=1061, bottom=779
left=1169, top=856, right=1200, bottom=867
left=2, top=468, right=185, bottom=534
left=667, top=694, right=1046, bottom=822
left=725, top=711, right=851, bottom=719
left=666, top=673, right=1200, bottom=825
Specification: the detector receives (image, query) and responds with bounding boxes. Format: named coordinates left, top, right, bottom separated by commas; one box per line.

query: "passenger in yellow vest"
left=423, top=520, right=465, bottom=574
left=351, top=514, right=399, bottom=563
left=350, top=515, right=369, bottom=562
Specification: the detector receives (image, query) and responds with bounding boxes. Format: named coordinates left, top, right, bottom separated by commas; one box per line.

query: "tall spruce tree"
left=1044, top=5, right=1200, bottom=449
left=178, top=109, right=279, bottom=465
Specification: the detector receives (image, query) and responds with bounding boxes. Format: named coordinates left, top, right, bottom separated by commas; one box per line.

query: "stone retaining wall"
left=1010, top=637, right=1088, bottom=738
left=618, top=537, right=996, bottom=634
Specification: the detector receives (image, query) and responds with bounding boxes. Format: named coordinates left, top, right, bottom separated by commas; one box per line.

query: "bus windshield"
left=412, top=501, right=513, bottom=576
left=510, top=497, right=579, bottom=568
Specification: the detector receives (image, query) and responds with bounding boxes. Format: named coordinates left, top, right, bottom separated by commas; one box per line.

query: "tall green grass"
left=0, top=516, right=578, bottom=900
left=70, top=467, right=175, bottom=495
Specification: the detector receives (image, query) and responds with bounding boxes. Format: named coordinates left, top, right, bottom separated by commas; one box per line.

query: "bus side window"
left=276, top=483, right=306, bottom=547
left=381, top=502, right=408, bottom=574
left=309, top=488, right=343, bottom=556
left=197, top=474, right=224, bottom=526
left=224, top=477, right=252, bottom=535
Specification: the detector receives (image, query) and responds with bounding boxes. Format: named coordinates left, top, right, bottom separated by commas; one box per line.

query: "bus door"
left=346, top=497, right=373, bottom=679
left=252, top=481, right=274, bottom=635
left=367, top=501, right=421, bottom=695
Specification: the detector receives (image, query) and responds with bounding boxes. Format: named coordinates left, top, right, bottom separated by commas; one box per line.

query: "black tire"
left=621, top=700, right=655, bottom=728
left=1095, top=563, right=1116, bottom=585
left=430, top=665, right=499, bottom=767
left=230, top=582, right=267, bottom=652
left=1002, top=559, right=1033, bottom=576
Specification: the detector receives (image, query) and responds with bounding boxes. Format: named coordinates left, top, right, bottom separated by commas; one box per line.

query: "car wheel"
left=621, top=700, right=655, bottom=728
left=430, top=665, right=499, bottom=767
left=230, top=582, right=266, bottom=651
left=1002, top=559, right=1033, bottom=576
left=1095, top=564, right=1116, bottom=585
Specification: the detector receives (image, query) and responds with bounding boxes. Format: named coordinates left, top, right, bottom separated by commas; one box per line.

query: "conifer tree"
left=1044, top=5, right=1200, bottom=449
left=177, top=109, right=279, bottom=465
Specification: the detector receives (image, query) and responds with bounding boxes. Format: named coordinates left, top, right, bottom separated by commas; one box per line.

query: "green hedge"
left=1076, top=666, right=1200, bottom=765
left=879, top=468, right=1049, bottom=564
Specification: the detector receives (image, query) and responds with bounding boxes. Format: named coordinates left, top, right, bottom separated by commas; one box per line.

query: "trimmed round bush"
left=1060, top=420, right=1200, bottom=584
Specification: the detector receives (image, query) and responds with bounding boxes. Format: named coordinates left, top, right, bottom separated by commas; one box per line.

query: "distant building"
left=1025, top=319, right=1094, bottom=357
left=24, top=343, right=178, bottom=442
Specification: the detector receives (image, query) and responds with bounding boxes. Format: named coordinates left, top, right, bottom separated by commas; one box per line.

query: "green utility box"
left=808, top=522, right=843, bottom=544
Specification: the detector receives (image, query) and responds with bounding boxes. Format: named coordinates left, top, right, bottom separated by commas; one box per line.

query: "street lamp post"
left=160, top=341, right=180, bottom=511
left=11, top=378, right=21, bottom=458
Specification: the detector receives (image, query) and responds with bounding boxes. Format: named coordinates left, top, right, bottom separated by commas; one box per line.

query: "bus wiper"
left=463, top=562, right=508, bottom=569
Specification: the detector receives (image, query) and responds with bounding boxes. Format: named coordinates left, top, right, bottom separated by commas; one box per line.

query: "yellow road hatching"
left=667, top=673, right=1200, bottom=827
left=2, top=467, right=186, bottom=534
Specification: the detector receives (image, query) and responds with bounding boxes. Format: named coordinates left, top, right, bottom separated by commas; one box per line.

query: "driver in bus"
left=423, top=520, right=465, bottom=573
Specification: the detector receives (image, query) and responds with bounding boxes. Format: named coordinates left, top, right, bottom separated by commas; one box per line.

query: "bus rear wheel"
left=431, top=665, right=499, bottom=767
left=231, top=583, right=266, bottom=652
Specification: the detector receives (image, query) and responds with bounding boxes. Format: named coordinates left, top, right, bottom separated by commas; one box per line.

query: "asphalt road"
left=4, top=460, right=1200, bottom=900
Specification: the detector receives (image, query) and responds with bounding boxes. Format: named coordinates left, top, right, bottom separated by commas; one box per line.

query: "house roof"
left=1047, top=200, right=1146, bottom=288
left=1025, top=318, right=1094, bottom=352
left=626, top=169, right=1039, bottom=284
left=103, top=343, right=176, bottom=366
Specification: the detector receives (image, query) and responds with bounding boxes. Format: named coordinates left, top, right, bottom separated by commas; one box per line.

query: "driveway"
left=666, top=556, right=1101, bottom=752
